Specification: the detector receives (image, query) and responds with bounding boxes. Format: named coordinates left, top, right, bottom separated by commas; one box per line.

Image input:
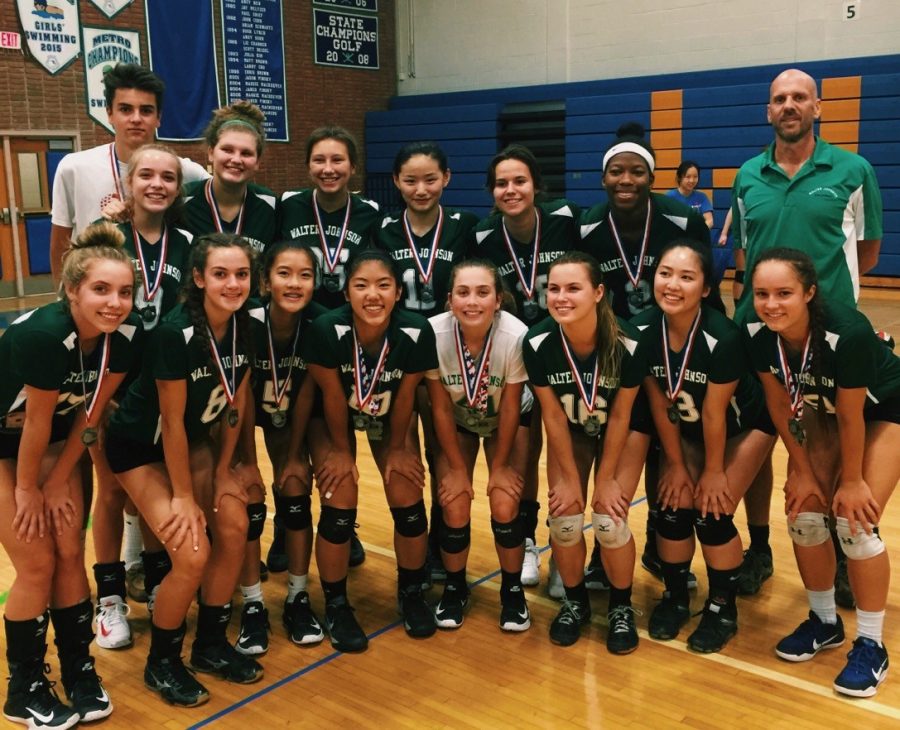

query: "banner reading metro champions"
left=82, top=25, right=142, bottom=133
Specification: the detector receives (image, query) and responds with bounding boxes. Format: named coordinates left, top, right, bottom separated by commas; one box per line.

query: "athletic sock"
left=662, top=559, right=692, bottom=605
left=240, top=581, right=263, bottom=605
left=608, top=584, right=632, bottom=610
left=747, top=524, right=771, bottom=556
left=807, top=588, right=838, bottom=625
left=563, top=581, right=589, bottom=607
left=518, top=500, right=540, bottom=543
left=856, top=608, right=885, bottom=645
left=286, top=573, right=308, bottom=604
left=321, top=577, right=348, bottom=605
left=123, top=512, right=143, bottom=569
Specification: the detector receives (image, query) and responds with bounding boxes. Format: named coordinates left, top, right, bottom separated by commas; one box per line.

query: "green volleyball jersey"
left=523, top=315, right=643, bottom=437
left=109, top=303, right=250, bottom=444
left=578, top=193, right=710, bottom=319
left=376, top=207, right=478, bottom=314
left=0, top=301, right=142, bottom=423
left=182, top=180, right=278, bottom=257
left=303, top=305, right=437, bottom=423
left=745, top=300, right=900, bottom=416
left=119, top=222, right=192, bottom=332
left=470, top=199, right=580, bottom=326
left=248, top=299, right=326, bottom=431
left=278, top=189, right=381, bottom=309
left=631, top=305, right=765, bottom=442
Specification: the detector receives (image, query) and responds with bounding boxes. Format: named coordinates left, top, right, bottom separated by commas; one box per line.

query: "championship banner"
left=145, top=0, right=219, bottom=140
left=88, top=0, right=134, bottom=20
left=82, top=26, right=142, bottom=133
left=16, top=0, right=81, bottom=75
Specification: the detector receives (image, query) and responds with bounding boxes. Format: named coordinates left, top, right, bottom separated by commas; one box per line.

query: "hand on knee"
left=591, top=512, right=632, bottom=549
left=787, top=512, right=829, bottom=547
left=835, top=516, right=884, bottom=560
left=548, top=513, right=584, bottom=548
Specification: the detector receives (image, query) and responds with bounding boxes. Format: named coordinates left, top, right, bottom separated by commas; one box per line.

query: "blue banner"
left=145, top=0, right=220, bottom=140
left=222, top=0, right=289, bottom=142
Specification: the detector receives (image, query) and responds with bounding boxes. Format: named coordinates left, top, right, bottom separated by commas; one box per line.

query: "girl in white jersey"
left=424, top=260, right=532, bottom=631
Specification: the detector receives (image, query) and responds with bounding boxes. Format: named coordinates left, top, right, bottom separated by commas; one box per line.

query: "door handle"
left=1, top=208, right=10, bottom=225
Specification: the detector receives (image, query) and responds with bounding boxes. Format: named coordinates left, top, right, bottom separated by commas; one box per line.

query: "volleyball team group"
left=1, top=63, right=898, bottom=728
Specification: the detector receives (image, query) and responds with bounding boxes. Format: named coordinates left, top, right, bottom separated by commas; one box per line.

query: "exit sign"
left=0, top=32, right=21, bottom=50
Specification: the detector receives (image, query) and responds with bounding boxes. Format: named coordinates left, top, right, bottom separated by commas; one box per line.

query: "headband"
left=219, top=118, right=263, bottom=136
left=602, top=142, right=655, bottom=172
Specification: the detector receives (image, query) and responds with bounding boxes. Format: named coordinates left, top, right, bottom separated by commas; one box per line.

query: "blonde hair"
left=59, top=222, right=134, bottom=306
left=126, top=142, right=184, bottom=224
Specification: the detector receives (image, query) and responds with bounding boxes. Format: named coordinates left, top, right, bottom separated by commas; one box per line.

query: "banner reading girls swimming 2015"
left=145, top=0, right=219, bottom=140
left=15, top=0, right=82, bottom=75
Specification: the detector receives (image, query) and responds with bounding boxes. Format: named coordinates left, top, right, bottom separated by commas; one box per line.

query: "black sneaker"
left=4, top=661, right=79, bottom=729
left=259, top=560, right=269, bottom=583
left=235, top=601, right=270, bottom=656
left=283, top=592, right=325, bottom=646
left=549, top=599, right=591, bottom=647
left=349, top=526, right=366, bottom=568
left=648, top=592, right=691, bottom=641
left=607, top=605, right=640, bottom=655
left=399, top=587, right=437, bottom=638
left=499, top=586, right=531, bottom=632
left=641, top=550, right=698, bottom=589
left=266, top=521, right=288, bottom=573
left=735, top=549, right=773, bottom=596
left=190, top=641, right=263, bottom=684
left=325, top=597, right=368, bottom=652
left=584, top=553, right=611, bottom=591
left=434, top=584, right=469, bottom=630
left=687, top=600, right=738, bottom=653
left=144, top=656, right=210, bottom=707
left=834, top=557, right=855, bottom=609
left=63, top=656, right=113, bottom=722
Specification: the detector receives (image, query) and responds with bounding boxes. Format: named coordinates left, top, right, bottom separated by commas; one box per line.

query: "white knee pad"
left=836, top=516, right=885, bottom=560
left=591, top=512, right=632, bottom=549
left=787, top=512, right=829, bottom=547
left=548, top=513, right=584, bottom=547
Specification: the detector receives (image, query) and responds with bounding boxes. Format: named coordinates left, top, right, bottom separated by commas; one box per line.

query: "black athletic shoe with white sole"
left=399, top=588, right=437, bottom=639
left=499, top=586, right=531, bottom=632
left=235, top=601, right=270, bottom=656
left=434, top=584, right=469, bottom=630
left=283, top=592, right=325, bottom=646
left=4, top=661, right=79, bottom=729
left=325, top=597, right=368, bottom=652
left=63, top=657, right=113, bottom=722
left=144, top=656, right=209, bottom=708
left=190, top=641, right=263, bottom=684
left=549, top=599, right=591, bottom=647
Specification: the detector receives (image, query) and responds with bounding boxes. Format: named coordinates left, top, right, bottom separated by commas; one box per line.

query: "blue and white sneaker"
left=775, top=611, right=844, bottom=662
left=833, top=637, right=889, bottom=698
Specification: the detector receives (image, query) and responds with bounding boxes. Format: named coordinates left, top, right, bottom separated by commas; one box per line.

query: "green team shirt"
left=744, top=300, right=900, bottom=416
left=522, top=315, right=644, bottom=438
left=732, top=137, right=883, bottom=322
left=0, top=301, right=142, bottom=423
left=248, top=299, right=326, bottom=431
left=109, top=303, right=251, bottom=444
left=278, top=189, right=381, bottom=309
left=303, top=305, right=437, bottom=423
left=376, top=207, right=478, bottom=314
left=182, top=180, right=278, bottom=258
left=631, top=305, right=765, bottom=442
left=470, top=199, right=580, bottom=326
left=578, top=193, right=710, bottom=319
left=119, top=222, right=192, bottom=332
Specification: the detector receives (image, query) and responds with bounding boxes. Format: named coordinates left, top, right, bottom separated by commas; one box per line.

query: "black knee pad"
left=656, top=508, right=695, bottom=541
left=246, top=502, right=266, bottom=542
left=281, top=494, right=312, bottom=531
left=694, top=513, right=737, bottom=546
left=390, top=500, right=427, bottom=538
left=317, top=506, right=357, bottom=545
left=491, top=517, right=524, bottom=549
left=440, top=520, right=471, bottom=554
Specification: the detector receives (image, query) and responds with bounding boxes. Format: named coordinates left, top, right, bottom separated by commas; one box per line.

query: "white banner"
left=16, top=0, right=81, bottom=75
left=89, top=0, right=134, bottom=20
left=82, top=25, right=142, bottom=132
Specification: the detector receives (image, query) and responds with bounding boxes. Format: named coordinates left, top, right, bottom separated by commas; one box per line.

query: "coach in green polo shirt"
left=731, top=68, right=883, bottom=324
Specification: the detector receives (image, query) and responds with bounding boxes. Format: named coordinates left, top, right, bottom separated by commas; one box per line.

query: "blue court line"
left=188, top=494, right=649, bottom=728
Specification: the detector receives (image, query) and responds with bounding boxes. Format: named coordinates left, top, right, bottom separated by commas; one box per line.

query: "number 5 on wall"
left=843, top=1, right=860, bottom=20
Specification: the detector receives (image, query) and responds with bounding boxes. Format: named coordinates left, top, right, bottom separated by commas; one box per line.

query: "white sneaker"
left=548, top=556, right=565, bottom=600
left=94, top=596, right=132, bottom=650
left=521, top=538, right=541, bottom=586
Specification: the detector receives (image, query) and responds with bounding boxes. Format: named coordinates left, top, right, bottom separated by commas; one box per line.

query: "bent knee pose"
left=747, top=247, right=900, bottom=698
left=106, top=233, right=261, bottom=707
left=305, top=251, right=438, bottom=651
left=471, top=145, right=581, bottom=589
left=636, top=240, right=774, bottom=654
left=93, top=143, right=193, bottom=651
left=424, top=260, right=531, bottom=631
left=523, top=252, right=650, bottom=653
left=379, top=142, right=479, bottom=584
left=1, top=223, right=139, bottom=727
left=237, top=241, right=324, bottom=653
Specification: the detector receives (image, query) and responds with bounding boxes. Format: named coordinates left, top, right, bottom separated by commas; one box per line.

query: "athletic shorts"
left=0, top=417, right=71, bottom=460
left=865, top=395, right=900, bottom=426
left=105, top=431, right=164, bottom=474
